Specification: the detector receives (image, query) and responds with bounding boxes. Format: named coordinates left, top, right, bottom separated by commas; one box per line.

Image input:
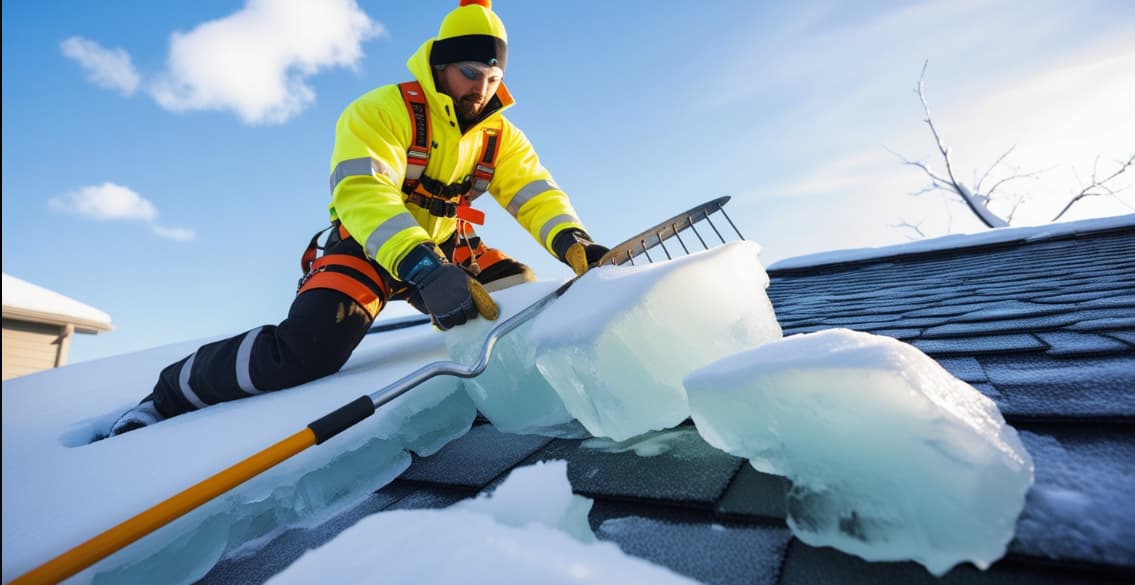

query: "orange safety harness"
left=398, top=80, right=499, bottom=226
left=297, top=222, right=388, bottom=319
left=298, top=80, right=502, bottom=307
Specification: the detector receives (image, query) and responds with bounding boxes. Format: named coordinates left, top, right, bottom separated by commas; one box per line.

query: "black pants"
left=150, top=226, right=533, bottom=418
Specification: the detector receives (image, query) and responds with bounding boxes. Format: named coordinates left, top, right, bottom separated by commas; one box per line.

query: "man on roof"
left=110, top=0, right=608, bottom=436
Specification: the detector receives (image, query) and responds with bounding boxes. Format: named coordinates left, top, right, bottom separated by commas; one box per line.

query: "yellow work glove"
left=468, top=277, right=500, bottom=321
left=553, top=229, right=611, bottom=276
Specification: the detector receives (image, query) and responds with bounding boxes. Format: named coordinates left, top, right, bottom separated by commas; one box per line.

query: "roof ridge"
left=769, top=220, right=1135, bottom=276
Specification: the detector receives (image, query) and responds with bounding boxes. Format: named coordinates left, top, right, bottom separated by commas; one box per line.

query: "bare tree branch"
left=985, top=169, right=1042, bottom=198
left=885, top=145, right=951, bottom=185
left=891, top=218, right=927, bottom=239
left=914, top=61, right=1007, bottom=228
left=975, top=145, right=1017, bottom=193
left=911, top=184, right=939, bottom=197
left=1052, top=152, right=1135, bottom=221
left=917, top=62, right=962, bottom=191
left=893, top=62, right=1131, bottom=238
left=1005, top=192, right=1027, bottom=224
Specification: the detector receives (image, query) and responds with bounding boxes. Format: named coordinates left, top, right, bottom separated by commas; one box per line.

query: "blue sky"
left=3, top=0, right=1133, bottom=365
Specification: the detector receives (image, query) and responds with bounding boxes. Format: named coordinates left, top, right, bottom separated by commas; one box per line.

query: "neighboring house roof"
left=201, top=220, right=1135, bottom=585
left=1, top=273, right=112, bottom=333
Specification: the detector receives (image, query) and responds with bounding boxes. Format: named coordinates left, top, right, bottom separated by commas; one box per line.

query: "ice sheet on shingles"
left=684, top=328, right=1034, bottom=577
left=446, top=280, right=589, bottom=438
left=1, top=323, right=477, bottom=585
left=530, top=241, right=783, bottom=441
left=264, top=461, right=702, bottom=585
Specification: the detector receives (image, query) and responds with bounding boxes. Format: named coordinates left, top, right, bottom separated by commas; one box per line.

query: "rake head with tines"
left=596, top=196, right=744, bottom=267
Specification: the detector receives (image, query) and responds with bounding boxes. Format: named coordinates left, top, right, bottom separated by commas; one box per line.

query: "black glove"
left=108, top=397, right=165, bottom=436
left=552, top=229, right=610, bottom=276
left=399, top=243, right=498, bottom=330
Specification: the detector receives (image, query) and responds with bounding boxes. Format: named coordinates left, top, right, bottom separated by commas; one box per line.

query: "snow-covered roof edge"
left=767, top=213, right=1135, bottom=272
left=1, top=273, right=112, bottom=332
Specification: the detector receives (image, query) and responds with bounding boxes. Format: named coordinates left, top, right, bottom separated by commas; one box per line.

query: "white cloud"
left=48, top=183, right=195, bottom=241
left=60, top=36, right=141, bottom=95
left=148, top=224, right=197, bottom=241
left=147, top=0, right=384, bottom=124
left=49, top=183, right=157, bottom=221
left=762, top=151, right=902, bottom=199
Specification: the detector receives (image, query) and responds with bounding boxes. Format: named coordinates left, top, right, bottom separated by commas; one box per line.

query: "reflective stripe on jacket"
left=328, top=39, right=585, bottom=278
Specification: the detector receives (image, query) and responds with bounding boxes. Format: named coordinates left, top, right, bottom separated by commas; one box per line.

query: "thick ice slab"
left=265, top=461, right=699, bottom=584
left=532, top=241, right=782, bottom=441
left=685, top=328, right=1034, bottom=576
left=446, top=281, right=588, bottom=437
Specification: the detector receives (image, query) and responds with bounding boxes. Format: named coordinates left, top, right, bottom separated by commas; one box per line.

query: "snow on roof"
left=768, top=213, right=1135, bottom=271
left=1, top=272, right=112, bottom=330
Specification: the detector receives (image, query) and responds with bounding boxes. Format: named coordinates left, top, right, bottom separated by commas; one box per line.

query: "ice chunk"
left=531, top=241, right=782, bottom=441
left=446, top=281, right=588, bottom=437
left=376, top=376, right=477, bottom=456
left=266, top=461, right=700, bottom=585
left=684, top=328, right=1034, bottom=576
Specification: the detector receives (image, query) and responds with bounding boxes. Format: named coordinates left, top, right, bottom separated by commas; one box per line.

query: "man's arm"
left=489, top=122, right=592, bottom=260
left=329, top=86, right=433, bottom=276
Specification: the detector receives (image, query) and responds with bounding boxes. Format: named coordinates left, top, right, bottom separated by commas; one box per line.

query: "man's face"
left=436, top=62, right=503, bottom=123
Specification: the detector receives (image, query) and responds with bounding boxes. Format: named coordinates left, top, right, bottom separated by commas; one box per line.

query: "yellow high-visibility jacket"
left=328, top=39, right=586, bottom=279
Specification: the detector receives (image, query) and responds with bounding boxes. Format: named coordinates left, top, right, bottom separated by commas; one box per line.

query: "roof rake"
left=14, top=196, right=744, bottom=585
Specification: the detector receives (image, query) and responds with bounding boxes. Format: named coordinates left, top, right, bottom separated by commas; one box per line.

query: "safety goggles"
left=455, top=61, right=503, bottom=83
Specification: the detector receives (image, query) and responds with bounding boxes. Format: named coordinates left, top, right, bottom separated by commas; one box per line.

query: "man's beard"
left=455, top=95, right=485, bottom=122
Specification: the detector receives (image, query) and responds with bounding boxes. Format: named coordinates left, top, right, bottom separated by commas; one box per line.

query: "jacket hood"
left=406, top=39, right=514, bottom=126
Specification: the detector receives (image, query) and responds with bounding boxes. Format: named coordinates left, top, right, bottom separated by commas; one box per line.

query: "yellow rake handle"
left=12, top=429, right=317, bottom=585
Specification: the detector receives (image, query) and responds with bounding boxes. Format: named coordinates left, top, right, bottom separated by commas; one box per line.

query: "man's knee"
left=265, top=288, right=376, bottom=386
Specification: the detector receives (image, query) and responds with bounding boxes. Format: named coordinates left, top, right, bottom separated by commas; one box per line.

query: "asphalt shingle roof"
left=200, top=222, right=1135, bottom=585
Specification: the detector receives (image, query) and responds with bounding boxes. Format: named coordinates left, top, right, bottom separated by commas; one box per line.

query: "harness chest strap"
left=458, top=127, right=498, bottom=225
left=397, top=80, right=499, bottom=226
left=398, top=81, right=431, bottom=191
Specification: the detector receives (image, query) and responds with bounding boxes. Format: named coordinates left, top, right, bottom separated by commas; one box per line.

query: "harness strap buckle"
left=405, top=190, right=459, bottom=218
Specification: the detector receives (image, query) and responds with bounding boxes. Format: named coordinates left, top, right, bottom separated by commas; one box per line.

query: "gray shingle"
left=980, top=354, right=1135, bottom=419
left=525, top=426, right=745, bottom=505
left=912, top=335, right=1048, bottom=356
left=923, top=315, right=1082, bottom=338
left=716, top=464, right=789, bottom=520
left=1011, top=427, right=1135, bottom=568
left=779, top=540, right=1130, bottom=585
left=399, top=423, right=553, bottom=488
left=1035, top=332, right=1133, bottom=357
left=593, top=508, right=792, bottom=585
left=934, top=357, right=989, bottom=383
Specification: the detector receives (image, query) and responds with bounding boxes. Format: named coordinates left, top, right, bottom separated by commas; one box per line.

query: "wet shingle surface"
left=518, top=426, right=745, bottom=506
left=396, top=423, right=552, bottom=488
left=592, top=505, right=793, bottom=585
left=217, top=223, right=1135, bottom=585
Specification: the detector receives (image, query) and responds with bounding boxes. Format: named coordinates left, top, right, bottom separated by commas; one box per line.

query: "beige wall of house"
left=2, top=319, right=75, bottom=380
left=2, top=274, right=112, bottom=381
